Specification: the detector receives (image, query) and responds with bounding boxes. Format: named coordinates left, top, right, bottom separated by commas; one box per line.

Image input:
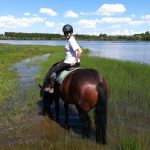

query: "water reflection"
left=13, top=54, right=50, bottom=88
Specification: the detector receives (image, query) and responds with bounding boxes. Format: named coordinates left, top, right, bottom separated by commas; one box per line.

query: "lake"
left=0, top=40, right=150, bottom=65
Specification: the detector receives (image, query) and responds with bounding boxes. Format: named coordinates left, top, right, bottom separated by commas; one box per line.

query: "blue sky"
left=0, top=0, right=150, bottom=35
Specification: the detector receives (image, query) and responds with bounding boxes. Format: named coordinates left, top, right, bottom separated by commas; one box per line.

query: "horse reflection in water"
left=39, top=67, right=109, bottom=144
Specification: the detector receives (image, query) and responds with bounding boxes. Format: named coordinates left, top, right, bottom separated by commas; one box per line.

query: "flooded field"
left=0, top=53, right=150, bottom=150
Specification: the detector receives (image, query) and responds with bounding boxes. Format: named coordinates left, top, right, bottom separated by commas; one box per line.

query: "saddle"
left=56, top=67, right=80, bottom=84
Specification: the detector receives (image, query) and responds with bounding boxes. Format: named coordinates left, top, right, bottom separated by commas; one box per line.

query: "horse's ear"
left=38, top=84, right=42, bottom=88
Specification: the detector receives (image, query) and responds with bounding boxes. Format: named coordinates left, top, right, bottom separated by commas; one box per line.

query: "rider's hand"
left=70, top=60, right=76, bottom=66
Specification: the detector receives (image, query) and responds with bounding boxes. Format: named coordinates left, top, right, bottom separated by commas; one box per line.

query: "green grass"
left=120, top=137, right=139, bottom=150
left=0, top=44, right=150, bottom=150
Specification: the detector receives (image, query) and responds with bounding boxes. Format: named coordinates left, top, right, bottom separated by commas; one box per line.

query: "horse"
left=39, top=66, right=109, bottom=144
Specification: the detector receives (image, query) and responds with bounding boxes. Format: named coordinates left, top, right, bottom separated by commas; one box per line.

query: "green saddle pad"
left=56, top=68, right=80, bottom=84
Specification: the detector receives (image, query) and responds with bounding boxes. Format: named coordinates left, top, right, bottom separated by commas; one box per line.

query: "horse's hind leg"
left=64, top=103, right=69, bottom=129
left=76, top=106, right=91, bottom=138
left=80, top=112, right=91, bottom=138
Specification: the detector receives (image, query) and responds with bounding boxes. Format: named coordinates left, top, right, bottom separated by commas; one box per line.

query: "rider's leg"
left=47, top=62, right=71, bottom=93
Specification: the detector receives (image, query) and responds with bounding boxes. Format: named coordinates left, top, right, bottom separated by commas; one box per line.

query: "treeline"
left=0, top=32, right=64, bottom=40
left=0, top=31, right=150, bottom=41
left=77, top=31, right=150, bottom=41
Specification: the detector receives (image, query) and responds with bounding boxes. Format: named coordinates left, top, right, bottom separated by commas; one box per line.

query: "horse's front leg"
left=42, top=94, right=52, bottom=117
left=64, top=102, right=69, bottom=129
left=55, top=97, right=60, bottom=123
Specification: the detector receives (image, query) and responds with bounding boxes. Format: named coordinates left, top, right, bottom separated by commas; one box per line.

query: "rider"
left=45, top=24, right=82, bottom=93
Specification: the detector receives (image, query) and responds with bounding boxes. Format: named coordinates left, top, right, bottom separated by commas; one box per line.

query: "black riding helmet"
left=62, top=24, right=73, bottom=34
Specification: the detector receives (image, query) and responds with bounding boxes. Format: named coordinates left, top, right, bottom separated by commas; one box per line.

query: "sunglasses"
left=64, top=31, right=71, bottom=35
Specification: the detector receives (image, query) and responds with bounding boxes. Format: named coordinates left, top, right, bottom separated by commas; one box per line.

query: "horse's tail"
left=95, top=78, right=108, bottom=144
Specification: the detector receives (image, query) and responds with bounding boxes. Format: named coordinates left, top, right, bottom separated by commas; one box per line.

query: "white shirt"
left=64, top=36, right=81, bottom=64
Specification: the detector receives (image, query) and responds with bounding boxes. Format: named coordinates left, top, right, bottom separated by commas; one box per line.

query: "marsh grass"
left=120, top=137, right=139, bottom=150
left=0, top=44, right=150, bottom=150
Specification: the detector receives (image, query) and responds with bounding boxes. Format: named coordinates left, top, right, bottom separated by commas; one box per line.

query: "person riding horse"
left=39, top=25, right=109, bottom=144
left=45, top=24, right=82, bottom=93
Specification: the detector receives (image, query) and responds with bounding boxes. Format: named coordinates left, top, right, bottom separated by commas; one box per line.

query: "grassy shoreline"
left=0, top=44, right=63, bottom=104
left=0, top=44, right=150, bottom=149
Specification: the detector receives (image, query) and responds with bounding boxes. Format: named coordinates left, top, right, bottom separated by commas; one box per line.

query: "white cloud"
left=80, top=12, right=95, bottom=16
left=110, top=29, right=135, bottom=35
left=129, top=20, right=144, bottom=25
left=64, top=10, right=78, bottom=18
left=142, top=15, right=150, bottom=20
left=39, top=8, right=57, bottom=16
left=45, top=21, right=55, bottom=27
left=24, top=12, right=30, bottom=16
left=97, top=17, right=132, bottom=23
left=109, top=24, right=121, bottom=29
left=0, top=15, right=44, bottom=29
left=127, top=15, right=150, bottom=26
left=97, top=3, right=126, bottom=16
left=76, top=19, right=96, bottom=28
left=131, top=14, right=136, bottom=18
left=96, top=15, right=150, bottom=26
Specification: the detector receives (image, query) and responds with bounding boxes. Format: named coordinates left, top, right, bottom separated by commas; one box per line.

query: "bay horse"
left=39, top=66, right=109, bottom=144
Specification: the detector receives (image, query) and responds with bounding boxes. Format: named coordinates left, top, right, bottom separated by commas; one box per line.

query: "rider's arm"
left=76, top=47, right=82, bottom=61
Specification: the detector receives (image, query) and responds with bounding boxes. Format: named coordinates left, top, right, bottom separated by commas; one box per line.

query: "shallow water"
left=13, top=54, right=50, bottom=88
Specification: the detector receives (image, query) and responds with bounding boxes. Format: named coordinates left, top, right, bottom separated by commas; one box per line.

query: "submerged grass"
left=0, top=44, right=150, bottom=150
left=0, top=44, right=62, bottom=105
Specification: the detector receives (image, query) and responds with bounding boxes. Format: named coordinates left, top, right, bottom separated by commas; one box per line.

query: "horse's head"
left=38, top=82, right=52, bottom=97
left=38, top=83, right=54, bottom=117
